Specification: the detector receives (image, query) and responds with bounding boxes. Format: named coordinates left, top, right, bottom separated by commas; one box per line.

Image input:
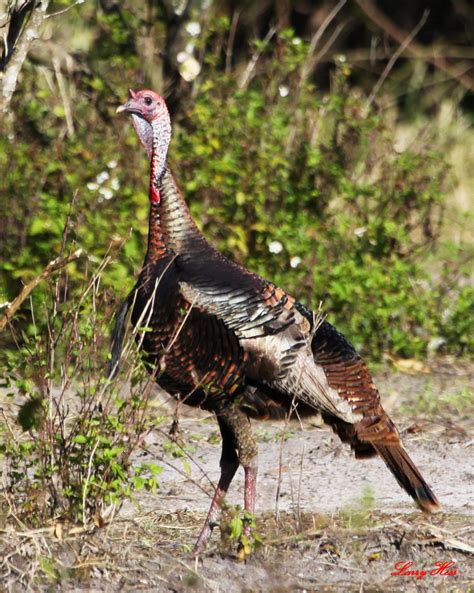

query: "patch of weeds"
left=206, top=430, right=221, bottom=445
left=182, top=571, right=201, bottom=588
left=254, top=427, right=272, bottom=443
left=275, top=427, right=294, bottom=442
left=188, top=432, right=206, bottom=443
left=163, top=440, right=196, bottom=458
left=219, top=504, right=262, bottom=559
left=163, top=439, right=196, bottom=477
left=38, top=556, right=59, bottom=583
left=401, top=384, right=474, bottom=419
left=0, top=254, right=165, bottom=528
left=337, top=486, right=376, bottom=530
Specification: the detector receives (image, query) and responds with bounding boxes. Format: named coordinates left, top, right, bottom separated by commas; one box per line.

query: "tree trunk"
left=0, top=0, right=51, bottom=133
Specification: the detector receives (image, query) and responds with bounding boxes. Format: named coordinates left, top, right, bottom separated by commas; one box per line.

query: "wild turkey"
left=113, top=89, right=439, bottom=553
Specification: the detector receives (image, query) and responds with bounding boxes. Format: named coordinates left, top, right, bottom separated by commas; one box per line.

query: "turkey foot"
left=193, top=457, right=239, bottom=555
left=237, top=463, right=258, bottom=560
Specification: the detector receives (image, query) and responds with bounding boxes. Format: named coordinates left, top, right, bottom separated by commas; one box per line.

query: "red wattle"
left=150, top=186, right=160, bottom=204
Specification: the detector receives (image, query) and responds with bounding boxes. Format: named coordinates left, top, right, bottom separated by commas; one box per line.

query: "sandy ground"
left=1, top=363, right=473, bottom=593
left=134, top=411, right=471, bottom=518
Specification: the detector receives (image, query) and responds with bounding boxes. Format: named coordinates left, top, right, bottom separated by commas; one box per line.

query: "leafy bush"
left=0, top=261, right=163, bottom=526
left=0, top=23, right=471, bottom=360
left=173, top=26, right=464, bottom=358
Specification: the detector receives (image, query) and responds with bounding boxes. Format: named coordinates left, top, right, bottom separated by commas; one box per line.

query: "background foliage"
left=1, top=0, right=473, bottom=362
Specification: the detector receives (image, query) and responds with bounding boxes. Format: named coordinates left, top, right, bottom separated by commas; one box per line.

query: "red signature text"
left=391, top=561, right=457, bottom=580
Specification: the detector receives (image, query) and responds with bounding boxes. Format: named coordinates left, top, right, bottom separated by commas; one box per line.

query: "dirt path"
left=1, top=365, right=473, bottom=592
left=128, top=363, right=473, bottom=518
left=133, top=413, right=471, bottom=518
left=93, top=365, right=474, bottom=592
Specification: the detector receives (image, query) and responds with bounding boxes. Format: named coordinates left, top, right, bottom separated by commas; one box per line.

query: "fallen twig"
left=392, top=518, right=474, bottom=554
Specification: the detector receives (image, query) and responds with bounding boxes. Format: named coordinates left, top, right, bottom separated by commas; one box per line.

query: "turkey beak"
left=116, top=101, right=130, bottom=114
left=116, top=89, right=137, bottom=114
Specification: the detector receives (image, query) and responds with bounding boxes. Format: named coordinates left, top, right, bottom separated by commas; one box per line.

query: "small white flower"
left=290, top=256, right=302, bottom=268
left=87, top=182, right=99, bottom=191
left=354, top=227, right=367, bottom=237
left=185, top=42, right=195, bottom=54
left=427, top=337, right=446, bottom=352
left=107, top=159, right=118, bottom=169
left=25, top=29, right=38, bottom=41
left=99, top=187, right=114, bottom=200
left=96, top=171, right=109, bottom=184
left=173, top=0, right=186, bottom=15
left=268, top=240, right=283, bottom=254
left=292, top=37, right=302, bottom=45
left=179, top=55, right=201, bottom=81
left=278, top=85, right=289, bottom=98
left=111, top=178, right=120, bottom=191
left=441, top=306, right=452, bottom=323
left=186, top=21, right=201, bottom=37
left=177, top=51, right=188, bottom=64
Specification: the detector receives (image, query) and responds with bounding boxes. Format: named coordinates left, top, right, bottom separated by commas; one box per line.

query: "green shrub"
left=173, top=29, right=462, bottom=358
left=0, top=25, right=471, bottom=360
left=0, top=263, right=163, bottom=526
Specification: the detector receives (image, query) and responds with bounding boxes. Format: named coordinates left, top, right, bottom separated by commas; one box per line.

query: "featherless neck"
left=144, top=116, right=171, bottom=261
left=149, top=116, right=172, bottom=204
left=139, top=115, right=204, bottom=254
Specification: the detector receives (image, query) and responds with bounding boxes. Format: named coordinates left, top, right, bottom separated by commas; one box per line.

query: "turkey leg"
left=193, top=413, right=239, bottom=554
left=193, top=407, right=258, bottom=554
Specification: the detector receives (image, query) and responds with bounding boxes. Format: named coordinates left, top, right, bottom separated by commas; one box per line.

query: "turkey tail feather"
left=374, top=443, right=440, bottom=512
left=107, top=298, right=131, bottom=380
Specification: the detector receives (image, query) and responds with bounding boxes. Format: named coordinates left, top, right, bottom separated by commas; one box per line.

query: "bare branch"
left=225, top=9, right=240, bottom=75
left=53, top=56, right=74, bottom=137
left=165, top=298, right=195, bottom=353
left=365, top=9, right=429, bottom=111
left=238, top=27, right=276, bottom=90
left=44, top=0, right=84, bottom=20
left=355, top=0, right=474, bottom=92
left=0, top=248, right=84, bottom=332
left=300, top=0, right=347, bottom=82
left=312, top=21, right=347, bottom=65
left=337, top=45, right=474, bottom=63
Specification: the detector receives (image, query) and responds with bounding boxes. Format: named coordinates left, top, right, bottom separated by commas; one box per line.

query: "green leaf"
left=73, top=435, right=88, bottom=444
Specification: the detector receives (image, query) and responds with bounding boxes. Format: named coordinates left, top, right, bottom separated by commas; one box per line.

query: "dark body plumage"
left=112, top=91, right=439, bottom=553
